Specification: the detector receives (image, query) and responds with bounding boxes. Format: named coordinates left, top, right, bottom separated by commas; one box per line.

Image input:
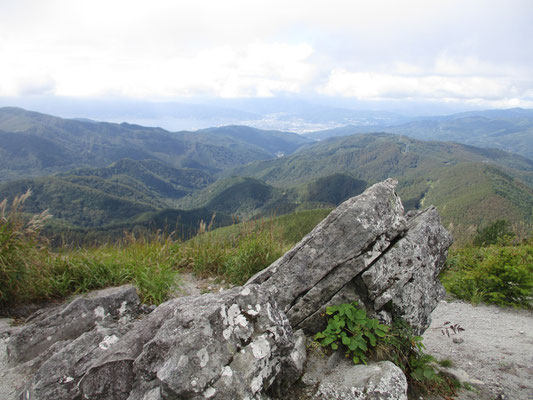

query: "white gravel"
left=423, top=300, right=533, bottom=400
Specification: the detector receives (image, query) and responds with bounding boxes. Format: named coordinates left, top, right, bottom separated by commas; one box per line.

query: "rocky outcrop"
left=247, top=179, right=452, bottom=334
left=2, top=179, right=452, bottom=399
left=9, top=284, right=305, bottom=400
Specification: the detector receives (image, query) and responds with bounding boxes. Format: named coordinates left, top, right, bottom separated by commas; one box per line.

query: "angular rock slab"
left=310, top=361, right=408, bottom=400
left=79, top=284, right=304, bottom=400
left=7, top=285, right=140, bottom=364
left=293, top=346, right=408, bottom=400
left=247, top=179, right=406, bottom=325
left=247, top=179, right=452, bottom=335
left=362, top=207, right=452, bottom=334
left=6, top=285, right=143, bottom=400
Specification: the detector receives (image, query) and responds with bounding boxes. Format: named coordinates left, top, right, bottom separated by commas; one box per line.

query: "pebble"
left=519, top=330, right=525, bottom=334
left=453, top=337, right=464, bottom=344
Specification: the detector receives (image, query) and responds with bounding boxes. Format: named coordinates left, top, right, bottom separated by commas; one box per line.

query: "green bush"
left=442, top=241, right=533, bottom=308
left=472, top=219, right=514, bottom=247
left=314, top=302, right=388, bottom=365
left=0, top=191, right=180, bottom=308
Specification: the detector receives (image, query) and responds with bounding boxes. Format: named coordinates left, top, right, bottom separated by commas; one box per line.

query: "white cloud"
left=321, top=53, right=533, bottom=107
left=0, top=40, right=315, bottom=98
left=0, top=0, right=532, bottom=107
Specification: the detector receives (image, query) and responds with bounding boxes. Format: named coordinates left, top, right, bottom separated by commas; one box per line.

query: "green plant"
left=315, top=303, right=458, bottom=398
left=438, top=359, right=454, bottom=368
left=314, top=302, right=389, bottom=364
left=0, top=190, right=51, bottom=306
left=473, top=219, right=513, bottom=247
left=442, top=240, right=533, bottom=308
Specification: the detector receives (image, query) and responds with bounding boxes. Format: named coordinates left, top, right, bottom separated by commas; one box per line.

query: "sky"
left=1, top=0, right=533, bottom=112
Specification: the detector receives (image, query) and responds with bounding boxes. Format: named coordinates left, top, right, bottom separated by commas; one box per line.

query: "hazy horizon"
left=1, top=0, right=532, bottom=131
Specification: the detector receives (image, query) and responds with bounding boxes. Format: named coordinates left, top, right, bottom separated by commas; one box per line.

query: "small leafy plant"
left=314, top=301, right=388, bottom=364
left=315, top=303, right=458, bottom=398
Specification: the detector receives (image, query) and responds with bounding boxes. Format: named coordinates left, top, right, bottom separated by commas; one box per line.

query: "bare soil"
left=423, top=299, right=533, bottom=400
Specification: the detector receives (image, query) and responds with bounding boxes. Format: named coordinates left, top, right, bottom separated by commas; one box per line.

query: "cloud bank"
left=0, top=0, right=532, bottom=108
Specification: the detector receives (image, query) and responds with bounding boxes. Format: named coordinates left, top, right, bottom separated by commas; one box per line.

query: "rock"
left=6, top=285, right=140, bottom=365
left=453, top=337, right=465, bottom=344
left=247, top=179, right=452, bottom=335
left=438, top=366, right=485, bottom=388
left=311, top=361, right=408, bottom=400
left=79, top=284, right=302, bottom=400
left=295, top=345, right=408, bottom=400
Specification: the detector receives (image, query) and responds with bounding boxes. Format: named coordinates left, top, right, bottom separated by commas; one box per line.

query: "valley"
left=0, top=106, right=532, bottom=246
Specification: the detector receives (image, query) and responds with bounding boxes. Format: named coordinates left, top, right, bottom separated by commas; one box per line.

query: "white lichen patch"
left=98, top=334, right=119, bottom=350
left=221, top=366, right=233, bottom=377
left=60, top=376, right=74, bottom=384
left=219, top=305, right=228, bottom=326
left=222, top=328, right=232, bottom=340
left=245, top=303, right=261, bottom=317
left=251, top=336, right=270, bottom=359
left=118, top=301, right=128, bottom=315
left=250, top=375, right=263, bottom=393
left=197, top=348, right=209, bottom=368
left=240, top=287, right=251, bottom=296
left=227, top=304, right=241, bottom=324
left=203, top=387, right=216, bottom=398
left=234, top=314, right=248, bottom=328
left=94, top=306, right=106, bottom=319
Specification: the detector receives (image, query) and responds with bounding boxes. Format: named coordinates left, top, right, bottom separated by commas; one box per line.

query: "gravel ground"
left=423, top=300, right=533, bottom=400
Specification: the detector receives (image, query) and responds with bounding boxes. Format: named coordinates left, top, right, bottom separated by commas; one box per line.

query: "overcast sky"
left=1, top=0, right=532, bottom=110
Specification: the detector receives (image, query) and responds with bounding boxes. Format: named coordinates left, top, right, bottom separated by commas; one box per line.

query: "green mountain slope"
left=0, top=159, right=216, bottom=229
left=212, top=134, right=533, bottom=240
left=229, top=133, right=533, bottom=187
left=0, top=107, right=311, bottom=181
left=177, top=173, right=368, bottom=219
left=62, top=159, right=214, bottom=200
left=306, top=108, right=533, bottom=160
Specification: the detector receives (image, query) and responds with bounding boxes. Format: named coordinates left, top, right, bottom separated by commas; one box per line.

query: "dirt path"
left=423, top=300, right=533, bottom=400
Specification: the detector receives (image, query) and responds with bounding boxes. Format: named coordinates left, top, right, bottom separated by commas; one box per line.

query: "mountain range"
left=305, top=108, right=533, bottom=160
left=0, top=106, right=531, bottom=244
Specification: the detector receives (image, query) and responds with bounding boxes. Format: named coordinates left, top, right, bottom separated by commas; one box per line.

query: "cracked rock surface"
left=247, top=179, right=452, bottom=335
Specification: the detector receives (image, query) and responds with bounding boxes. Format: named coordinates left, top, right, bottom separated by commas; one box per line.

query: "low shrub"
left=442, top=240, right=533, bottom=308
left=0, top=190, right=51, bottom=306
left=1, top=191, right=180, bottom=308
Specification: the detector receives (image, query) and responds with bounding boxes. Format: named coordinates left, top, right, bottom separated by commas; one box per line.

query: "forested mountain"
left=0, top=107, right=311, bottom=181
left=305, top=108, right=533, bottom=160
left=229, top=133, right=533, bottom=187
left=219, top=134, right=533, bottom=235
left=1, top=108, right=531, bottom=244
left=0, top=158, right=224, bottom=238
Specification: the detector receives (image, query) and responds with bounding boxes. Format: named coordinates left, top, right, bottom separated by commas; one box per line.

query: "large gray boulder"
left=247, top=179, right=452, bottom=334
left=6, top=285, right=140, bottom=365
left=9, top=284, right=304, bottom=400
left=80, top=284, right=303, bottom=400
